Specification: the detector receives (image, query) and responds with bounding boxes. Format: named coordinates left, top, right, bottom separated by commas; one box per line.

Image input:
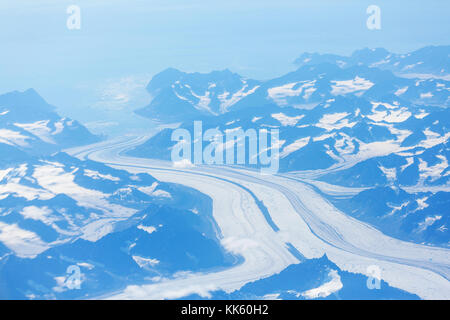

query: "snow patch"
left=137, top=224, right=157, bottom=234
left=331, top=77, right=373, bottom=96
left=0, top=221, right=49, bottom=258
left=14, top=120, right=55, bottom=144
left=0, top=129, right=30, bottom=147
left=268, top=81, right=316, bottom=106
left=84, top=169, right=120, bottom=182
left=271, top=113, right=304, bottom=126
left=280, top=137, right=310, bottom=158
left=132, top=255, right=160, bottom=268
left=301, top=270, right=343, bottom=299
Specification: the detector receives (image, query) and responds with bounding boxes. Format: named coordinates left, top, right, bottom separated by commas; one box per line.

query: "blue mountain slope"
left=130, top=46, right=449, bottom=175
left=135, top=57, right=449, bottom=125
left=129, top=46, right=449, bottom=253
left=129, top=91, right=448, bottom=173
left=0, top=89, right=241, bottom=299
left=135, top=68, right=261, bottom=121
left=0, top=204, right=236, bottom=299
left=0, top=89, right=101, bottom=155
left=184, top=255, right=418, bottom=300
left=1, top=46, right=448, bottom=300
left=329, top=187, right=449, bottom=247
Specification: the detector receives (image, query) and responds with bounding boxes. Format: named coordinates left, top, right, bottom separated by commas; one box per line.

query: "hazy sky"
left=0, top=0, right=448, bottom=131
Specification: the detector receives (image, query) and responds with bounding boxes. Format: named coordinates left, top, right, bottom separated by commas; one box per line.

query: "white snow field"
left=66, top=136, right=450, bottom=300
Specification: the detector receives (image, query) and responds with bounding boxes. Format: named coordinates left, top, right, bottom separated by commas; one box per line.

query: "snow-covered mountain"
left=129, top=46, right=450, bottom=249
left=331, top=186, right=449, bottom=247
left=135, top=68, right=261, bottom=121
left=0, top=89, right=101, bottom=157
left=135, top=46, right=450, bottom=124
left=0, top=144, right=238, bottom=298
left=186, top=255, right=418, bottom=300
left=0, top=89, right=236, bottom=299
left=1, top=46, right=448, bottom=300
left=130, top=93, right=450, bottom=172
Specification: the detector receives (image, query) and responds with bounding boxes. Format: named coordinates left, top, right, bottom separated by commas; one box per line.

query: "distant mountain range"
left=135, top=46, right=449, bottom=123
left=294, top=46, right=450, bottom=79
